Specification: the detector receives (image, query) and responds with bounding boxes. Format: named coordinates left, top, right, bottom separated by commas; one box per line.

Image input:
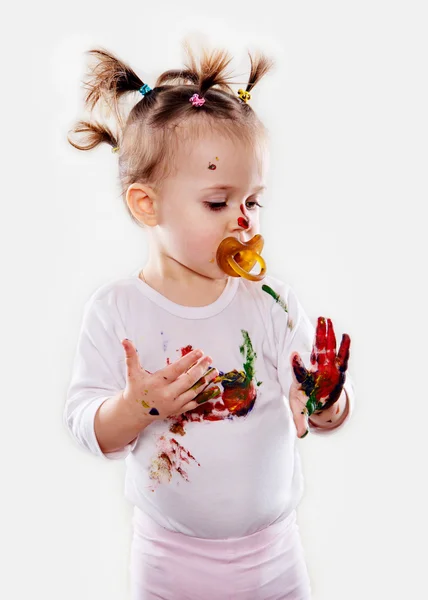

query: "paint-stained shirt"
left=64, top=269, right=355, bottom=539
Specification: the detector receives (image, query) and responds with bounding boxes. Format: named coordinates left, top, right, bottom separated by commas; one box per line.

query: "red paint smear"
left=193, top=395, right=227, bottom=421
left=149, top=436, right=201, bottom=488
left=222, top=381, right=256, bottom=413
left=309, top=317, right=350, bottom=400
left=180, top=345, right=194, bottom=357
left=238, top=204, right=250, bottom=229
left=165, top=346, right=193, bottom=367
left=170, top=438, right=200, bottom=467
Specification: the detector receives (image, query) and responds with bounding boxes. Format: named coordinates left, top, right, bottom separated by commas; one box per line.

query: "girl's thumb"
left=289, top=352, right=300, bottom=385
left=122, top=338, right=140, bottom=370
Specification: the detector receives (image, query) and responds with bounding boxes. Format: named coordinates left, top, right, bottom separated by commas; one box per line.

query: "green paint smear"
left=240, top=329, right=258, bottom=384
left=262, top=284, right=288, bottom=312
left=305, top=391, right=324, bottom=416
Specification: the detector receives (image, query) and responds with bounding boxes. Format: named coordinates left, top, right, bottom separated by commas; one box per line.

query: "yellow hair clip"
left=237, top=89, right=251, bottom=103
left=112, top=146, right=119, bottom=153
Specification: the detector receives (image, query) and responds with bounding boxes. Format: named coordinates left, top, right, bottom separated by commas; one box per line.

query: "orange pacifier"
left=216, top=234, right=267, bottom=281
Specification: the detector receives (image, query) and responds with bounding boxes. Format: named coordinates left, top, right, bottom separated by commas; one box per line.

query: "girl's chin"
left=213, top=265, right=230, bottom=280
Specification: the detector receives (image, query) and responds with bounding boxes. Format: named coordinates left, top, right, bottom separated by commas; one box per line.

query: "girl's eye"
left=246, top=201, right=264, bottom=210
left=205, top=202, right=227, bottom=211
left=204, top=200, right=264, bottom=212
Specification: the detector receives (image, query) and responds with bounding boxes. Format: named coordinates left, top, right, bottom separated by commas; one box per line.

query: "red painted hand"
left=288, top=317, right=351, bottom=438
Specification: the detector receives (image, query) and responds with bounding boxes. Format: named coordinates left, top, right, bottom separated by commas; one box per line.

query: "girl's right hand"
left=121, top=339, right=218, bottom=421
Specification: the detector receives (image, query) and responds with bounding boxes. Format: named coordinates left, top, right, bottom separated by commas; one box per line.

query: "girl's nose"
left=228, top=204, right=251, bottom=242
left=236, top=203, right=250, bottom=229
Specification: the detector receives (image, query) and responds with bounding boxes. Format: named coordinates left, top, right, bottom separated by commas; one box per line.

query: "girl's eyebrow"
left=200, top=184, right=267, bottom=192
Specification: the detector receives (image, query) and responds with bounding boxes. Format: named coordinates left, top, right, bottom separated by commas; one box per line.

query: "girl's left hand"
left=288, top=317, right=351, bottom=438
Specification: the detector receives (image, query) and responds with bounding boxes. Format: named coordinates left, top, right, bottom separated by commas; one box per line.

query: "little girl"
left=64, top=41, right=354, bottom=600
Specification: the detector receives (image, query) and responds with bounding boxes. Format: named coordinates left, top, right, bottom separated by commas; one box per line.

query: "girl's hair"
left=67, top=40, right=274, bottom=227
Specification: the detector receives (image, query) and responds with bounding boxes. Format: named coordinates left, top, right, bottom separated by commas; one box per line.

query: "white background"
left=2, top=1, right=427, bottom=598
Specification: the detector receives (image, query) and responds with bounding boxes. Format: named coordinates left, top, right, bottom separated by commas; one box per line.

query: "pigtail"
left=67, top=47, right=148, bottom=152
left=67, top=119, right=118, bottom=152
left=184, top=41, right=236, bottom=96
left=245, top=51, right=275, bottom=95
left=83, top=47, right=145, bottom=124
left=156, top=41, right=236, bottom=96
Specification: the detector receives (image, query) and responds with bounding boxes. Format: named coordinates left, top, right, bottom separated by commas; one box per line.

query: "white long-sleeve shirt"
left=64, top=269, right=355, bottom=539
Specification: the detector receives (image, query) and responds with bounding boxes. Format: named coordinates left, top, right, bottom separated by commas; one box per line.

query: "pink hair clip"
left=189, top=93, right=206, bottom=107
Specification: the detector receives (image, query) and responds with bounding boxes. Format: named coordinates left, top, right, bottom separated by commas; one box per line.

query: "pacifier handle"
left=225, top=252, right=266, bottom=282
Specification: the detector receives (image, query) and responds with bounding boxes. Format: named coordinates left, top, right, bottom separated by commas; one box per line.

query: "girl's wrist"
left=308, top=389, right=349, bottom=430
left=119, top=390, right=153, bottom=430
left=94, top=391, right=150, bottom=455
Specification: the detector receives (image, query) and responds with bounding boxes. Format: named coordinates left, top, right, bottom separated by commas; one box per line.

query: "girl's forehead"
left=175, top=135, right=267, bottom=185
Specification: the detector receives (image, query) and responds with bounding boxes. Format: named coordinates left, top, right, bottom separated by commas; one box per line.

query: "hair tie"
left=237, top=89, right=251, bottom=103
left=112, top=83, right=152, bottom=154
left=139, top=83, right=152, bottom=96
left=189, top=93, right=206, bottom=107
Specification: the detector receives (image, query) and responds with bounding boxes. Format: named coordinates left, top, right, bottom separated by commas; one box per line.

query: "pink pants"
left=129, top=507, right=312, bottom=600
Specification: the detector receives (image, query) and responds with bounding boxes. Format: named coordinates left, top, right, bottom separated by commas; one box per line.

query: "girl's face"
left=153, top=131, right=268, bottom=281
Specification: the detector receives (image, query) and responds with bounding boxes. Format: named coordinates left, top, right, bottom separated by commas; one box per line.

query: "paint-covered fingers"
left=179, top=366, right=220, bottom=414
left=173, top=353, right=219, bottom=399
left=163, top=349, right=206, bottom=381
left=151, top=352, right=219, bottom=416
left=180, top=353, right=214, bottom=388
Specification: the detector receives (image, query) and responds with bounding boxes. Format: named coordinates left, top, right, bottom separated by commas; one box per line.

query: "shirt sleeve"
left=269, top=279, right=355, bottom=435
left=63, top=294, right=139, bottom=459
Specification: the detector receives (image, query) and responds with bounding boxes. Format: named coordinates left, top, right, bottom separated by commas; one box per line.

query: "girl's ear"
left=126, top=183, right=159, bottom=227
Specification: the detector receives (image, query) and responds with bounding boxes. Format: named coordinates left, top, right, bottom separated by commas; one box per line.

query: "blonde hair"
left=67, top=40, right=274, bottom=227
